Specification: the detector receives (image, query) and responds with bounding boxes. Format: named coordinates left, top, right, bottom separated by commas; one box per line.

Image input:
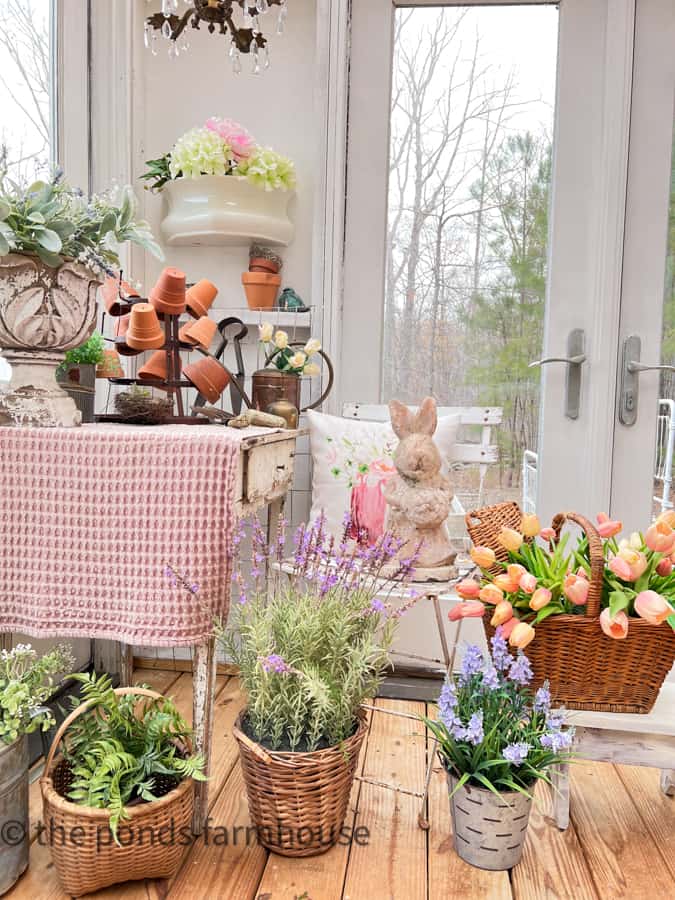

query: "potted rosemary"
left=0, top=643, right=74, bottom=893
left=217, top=515, right=419, bottom=856
left=425, top=630, right=573, bottom=871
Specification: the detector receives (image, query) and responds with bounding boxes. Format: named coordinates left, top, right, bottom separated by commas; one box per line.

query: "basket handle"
left=551, top=511, right=604, bottom=617
left=44, top=687, right=172, bottom=774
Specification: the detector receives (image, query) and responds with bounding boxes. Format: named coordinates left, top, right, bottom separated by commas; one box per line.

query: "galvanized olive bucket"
left=447, top=772, right=532, bottom=870
left=0, top=735, right=29, bottom=893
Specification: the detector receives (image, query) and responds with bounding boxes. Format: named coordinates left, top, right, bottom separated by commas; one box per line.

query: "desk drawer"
left=244, top=440, right=296, bottom=506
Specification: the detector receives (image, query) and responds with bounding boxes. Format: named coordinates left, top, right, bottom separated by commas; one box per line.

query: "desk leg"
left=549, top=763, right=570, bottom=830
left=192, top=637, right=217, bottom=834
left=266, top=495, right=285, bottom=547
left=94, top=640, right=133, bottom=686
left=660, top=769, right=675, bottom=797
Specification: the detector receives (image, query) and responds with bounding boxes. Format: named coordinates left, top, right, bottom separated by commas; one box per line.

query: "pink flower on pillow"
left=205, top=117, right=255, bottom=159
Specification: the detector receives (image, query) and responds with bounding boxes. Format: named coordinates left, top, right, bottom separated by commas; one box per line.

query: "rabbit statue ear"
left=413, top=396, right=437, bottom=436
left=389, top=399, right=414, bottom=439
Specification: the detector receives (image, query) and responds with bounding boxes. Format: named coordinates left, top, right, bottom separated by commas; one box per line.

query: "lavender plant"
left=217, top=515, right=420, bottom=752
left=0, top=643, right=75, bottom=745
left=425, top=630, right=574, bottom=798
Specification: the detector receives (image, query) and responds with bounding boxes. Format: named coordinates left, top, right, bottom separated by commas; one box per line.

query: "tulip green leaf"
left=535, top=603, right=562, bottom=624
left=0, top=231, right=9, bottom=257
left=0, top=199, right=10, bottom=221
left=609, top=590, right=629, bottom=618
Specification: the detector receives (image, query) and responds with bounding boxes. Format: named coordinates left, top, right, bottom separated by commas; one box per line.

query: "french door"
left=339, top=0, right=675, bottom=532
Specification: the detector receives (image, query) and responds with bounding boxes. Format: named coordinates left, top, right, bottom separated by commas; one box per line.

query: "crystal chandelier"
left=144, top=0, right=288, bottom=72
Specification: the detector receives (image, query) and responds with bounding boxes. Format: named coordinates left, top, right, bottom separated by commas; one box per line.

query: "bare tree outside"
left=0, top=0, right=53, bottom=181
left=384, top=6, right=557, bottom=502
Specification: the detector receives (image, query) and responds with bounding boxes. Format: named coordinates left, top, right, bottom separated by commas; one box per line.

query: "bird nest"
left=114, top=390, right=173, bottom=425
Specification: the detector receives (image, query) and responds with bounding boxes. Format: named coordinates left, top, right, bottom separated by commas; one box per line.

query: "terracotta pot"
left=114, top=336, right=143, bottom=357
left=186, top=279, right=218, bottom=319
left=101, top=276, right=140, bottom=316
left=126, top=303, right=165, bottom=351
left=184, top=356, right=230, bottom=403
left=138, top=350, right=178, bottom=385
left=115, top=314, right=130, bottom=337
left=242, top=272, right=281, bottom=310
left=252, top=368, right=300, bottom=411
left=149, top=267, right=187, bottom=316
left=96, top=350, right=124, bottom=379
left=178, top=316, right=217, bottom=350
left=249, top=257, right=280, bottom=274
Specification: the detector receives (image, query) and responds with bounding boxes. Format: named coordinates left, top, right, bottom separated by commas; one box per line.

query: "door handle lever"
left=619, top=335, right=672, bottom=425
left=627, top=361, right=675, bottom=374
left=528, top=329, right=586, bottom=420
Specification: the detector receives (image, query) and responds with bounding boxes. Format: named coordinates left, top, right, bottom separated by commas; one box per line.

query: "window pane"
left=0, top=0, right=56, bottom=181
left=384, top=4, right=558, bottom=508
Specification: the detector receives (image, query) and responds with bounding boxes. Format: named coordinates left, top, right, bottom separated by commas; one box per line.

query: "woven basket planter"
left=40, top=688, right=194, bottom=896
left=467, top=503, right=675, bottom=713
left=233, top=710, right=367, bottom=857
left=447, top=771, right=532, bottom=871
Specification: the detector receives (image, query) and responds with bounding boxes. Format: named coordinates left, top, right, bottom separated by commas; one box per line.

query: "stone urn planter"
left=160, top=176, right=295, bottom=247
left=0, top=735, right=29, bottom=894
left=0, top=254, right=100, bottom=427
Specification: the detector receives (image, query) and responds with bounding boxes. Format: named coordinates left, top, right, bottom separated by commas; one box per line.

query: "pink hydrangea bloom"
left=205, top=117, right=256, bottom=159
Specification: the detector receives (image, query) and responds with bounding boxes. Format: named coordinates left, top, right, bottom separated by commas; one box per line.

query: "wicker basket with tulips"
left=455, top=503, right=675, bottom=713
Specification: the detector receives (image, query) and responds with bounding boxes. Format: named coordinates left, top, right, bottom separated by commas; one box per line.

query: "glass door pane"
left=383, top=4, right=558, bottom=512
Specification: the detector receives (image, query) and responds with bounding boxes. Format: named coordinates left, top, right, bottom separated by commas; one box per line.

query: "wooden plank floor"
left=8, top=666, right=674, bottom=900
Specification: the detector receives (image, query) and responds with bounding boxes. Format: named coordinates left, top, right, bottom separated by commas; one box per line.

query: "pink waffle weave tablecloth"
left=0, top=424, right=241, bottom=646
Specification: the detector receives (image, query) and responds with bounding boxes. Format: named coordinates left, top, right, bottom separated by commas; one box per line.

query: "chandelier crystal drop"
left=144, top=1, right=286, bottom=68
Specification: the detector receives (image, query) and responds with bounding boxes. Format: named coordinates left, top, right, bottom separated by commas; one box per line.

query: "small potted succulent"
left=216, top=515, right=419, bottom=856
left=0, top=642, right=75, bottom=894
left=425, top=631, right=573, bottom=871
left=0, top=169, right=162, bottom=426
left=142, top=117, right=296, bottom=247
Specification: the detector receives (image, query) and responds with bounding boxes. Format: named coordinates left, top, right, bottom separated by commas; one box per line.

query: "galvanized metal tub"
left=447, top=771, right=532, bottom=870
left=0, top=735, right=29, bottom=894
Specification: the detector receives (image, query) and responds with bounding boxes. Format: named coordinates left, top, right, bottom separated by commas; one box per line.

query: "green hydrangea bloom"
left=235, top=147, right=296, bottom=192
left=169, top=127, right=232, bottom=179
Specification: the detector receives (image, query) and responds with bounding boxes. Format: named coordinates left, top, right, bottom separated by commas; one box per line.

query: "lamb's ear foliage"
left=62, top=671, right=205, bottom=841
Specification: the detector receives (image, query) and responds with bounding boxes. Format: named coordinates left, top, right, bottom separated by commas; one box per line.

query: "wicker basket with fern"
left=40, top=679, right=205, bottom=896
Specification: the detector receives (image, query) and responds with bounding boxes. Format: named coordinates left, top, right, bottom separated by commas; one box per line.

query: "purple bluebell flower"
left=465, top=710, right=484, bottom=746
left=545, top=709, right=565, bottom=731
left=490, top=630, right=511, bottom=671
left=370, top=598, right=386, bottom=613
left=460, top=645, right=484, bottom=683
left=446, top=716, right=467, bottom=742
left=508, top=652, right=533, bottom=686
left=534, top=683, right=552, bottom=713
left=438, top=679, right=457, bottom=726
left=482, top=665, right=500, bottom=691
left=503, top=741, right=531, bottom=765
left=540, top=728, right=574, bottom=752
left=260, top=654, right=291, bottom=675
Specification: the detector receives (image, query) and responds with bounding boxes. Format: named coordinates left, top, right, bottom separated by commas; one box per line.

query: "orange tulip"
left=634, top=590, right=673, bottom=625
left=540, top=527, right=556, bottom=541
left=494, top=573, right=519, bottom=593
left=499, top=527, right=523, bottom=552
left=599, top=607, right=628, bottom=639
left=507, top=563, right=527, bottom=582
left=563, top=573, right=589, bottom=606
left=645, top=520, right=675, bottom=554
left=656, top=557, right=673, bottom=577
left=519, top=572, right=537, bottom=594
left=509, top=621, right=535, bottom=649
left=498, top=617, right=519, bottom=639
left=520, top=514, right=541, bottom=538
left=529, top=587, right=552, bottom=611
left=596, top=512, right=623, bottom=539
left=470, top=545, right=496, bottom=569
left=456, top=578, right=481, bottom=599
left=490, top=600, right=514, bottom=627
left=657, top=509, right=675, bottom=529
left=479, top=583, right=504, bottom=605
left=617, top=547, right=648, bottom=581
left=448, top=599, right=485, bottom=622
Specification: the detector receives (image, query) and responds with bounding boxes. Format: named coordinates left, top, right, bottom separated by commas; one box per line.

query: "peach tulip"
left=498, top=616, right=519, bottom=639
left=596, top=512, right=623, bottom=539
left=564, top=573, right=590, bottom=606
left=456, top=578, right=481, bottom=599
left=470, top=545, right=496, bottom=569
left=509, top=621, right=535, bottom=649
left=519, top=572, right=537, bottom=594
left=499, top=527, right=524, bottom=552
left=657, top=557, right=673, bottom=577
left=608, top=555, right=633, bottom=581
left=521, top=514, right=541, bottom=538
left=658, top=509, right=675, bottom=529
left=490, top=600, right=514, bottom=627
left=634, top=590, right=674, bottom=625
left=529, top=587, right=552, bottom=611
left=645, top=520, right=675, bottom=554
left=599, top=607, right=629, bottom=639
left=507, top=563, right=527, bottom=582
left=479, top=583, right=504, bottom=605
left=495, top=573, right=520, bottom=593
left=617, top=547, right=648, bottom=580
left=448, top=600, right=485, bottom=622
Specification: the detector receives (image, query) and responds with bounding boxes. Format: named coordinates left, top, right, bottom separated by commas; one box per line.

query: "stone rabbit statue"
left=382, top=397, right=457, bottom=580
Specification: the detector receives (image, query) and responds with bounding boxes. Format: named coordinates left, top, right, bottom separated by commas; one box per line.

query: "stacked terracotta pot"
left=242, top=248, right=283, bottom=310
